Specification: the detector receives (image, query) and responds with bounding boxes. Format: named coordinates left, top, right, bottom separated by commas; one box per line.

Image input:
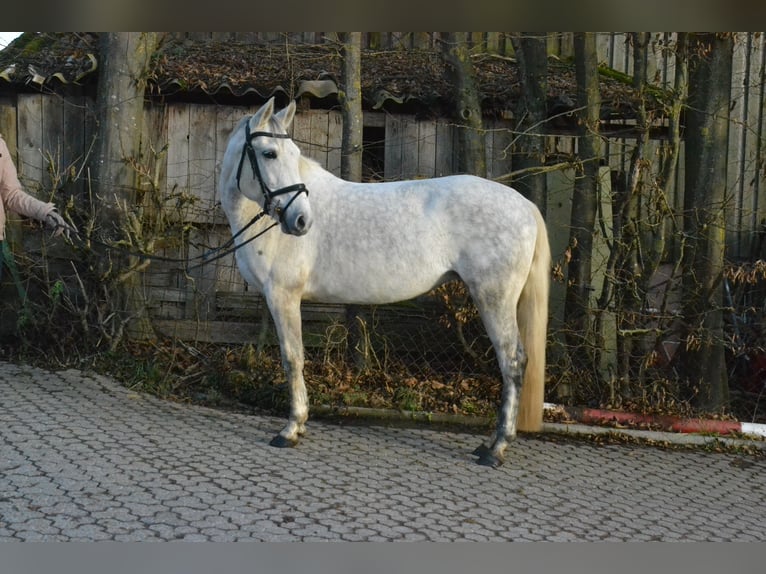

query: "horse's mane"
left=299, top=155, right=324, bottom=178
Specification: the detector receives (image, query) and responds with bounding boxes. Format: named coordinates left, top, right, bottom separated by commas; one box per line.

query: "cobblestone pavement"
left=2, top=361, right=765, bottom=541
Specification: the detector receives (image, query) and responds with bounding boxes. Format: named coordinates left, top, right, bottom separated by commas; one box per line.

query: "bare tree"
left=440, top=32, right=486, bottom=175
left=339, top=32, right=369, bottom=369
left=509, top=32, right=548, bottom=213
left=678, top=32, right=734, bottom=411
left=340, top=32, right=363, bottom=183
left=595, top=33, right=689, bottom=387
left=91, top=32, right=160, bottom=342
left=563, top=32, right=602, bottom=370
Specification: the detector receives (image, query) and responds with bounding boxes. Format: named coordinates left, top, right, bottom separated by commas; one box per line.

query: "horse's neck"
left=301, top=160, right=347, bottom=203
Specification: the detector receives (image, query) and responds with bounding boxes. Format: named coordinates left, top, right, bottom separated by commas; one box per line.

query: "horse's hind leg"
left=469, top=286, right=525, bottom=467
left=266, top=290, right=308, bottom=448
left=473, top=339, right=526, bottom=467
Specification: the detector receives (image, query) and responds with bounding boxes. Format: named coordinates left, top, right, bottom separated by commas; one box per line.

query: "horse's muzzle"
left=283, top=209, right=312, bottom=236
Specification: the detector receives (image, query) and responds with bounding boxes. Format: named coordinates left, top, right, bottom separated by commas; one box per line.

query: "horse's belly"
left=305, top=265, right=455, bottom=305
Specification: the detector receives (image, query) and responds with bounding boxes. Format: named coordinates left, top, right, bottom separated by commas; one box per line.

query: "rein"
left=36, top=117, right=309, bottom=275
left=51, top=211, right=277, bottom=274
left=235, top=118, right=309, bottom=222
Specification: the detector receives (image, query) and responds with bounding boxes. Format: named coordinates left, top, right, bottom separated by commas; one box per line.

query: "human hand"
left=44, top=210, right=76, bottom=238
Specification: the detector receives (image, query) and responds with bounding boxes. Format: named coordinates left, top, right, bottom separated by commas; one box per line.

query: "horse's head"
left=237, top=97, right=312, bottom=236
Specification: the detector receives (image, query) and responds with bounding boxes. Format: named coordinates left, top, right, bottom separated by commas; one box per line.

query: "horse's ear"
left=275, top=100, right=297, bottom=130
left=252, top=97, right=276, bottom=129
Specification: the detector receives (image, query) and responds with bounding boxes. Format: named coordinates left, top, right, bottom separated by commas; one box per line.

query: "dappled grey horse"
left=219, top=97, right=550, bottom=467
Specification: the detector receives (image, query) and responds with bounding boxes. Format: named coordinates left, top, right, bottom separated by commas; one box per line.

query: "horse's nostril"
left=296, top=215, right=306, bottom=230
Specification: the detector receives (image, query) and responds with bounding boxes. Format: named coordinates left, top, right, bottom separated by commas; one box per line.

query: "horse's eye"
left=263, top=150, right=277, bottom=159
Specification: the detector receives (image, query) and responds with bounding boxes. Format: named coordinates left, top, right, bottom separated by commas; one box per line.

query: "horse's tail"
left=516, top=204, right=550, bottom=432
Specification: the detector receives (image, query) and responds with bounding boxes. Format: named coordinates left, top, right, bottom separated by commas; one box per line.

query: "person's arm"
left=0, top=137, right=56, bottom=222
left=0, top=136, right=73, bottom=237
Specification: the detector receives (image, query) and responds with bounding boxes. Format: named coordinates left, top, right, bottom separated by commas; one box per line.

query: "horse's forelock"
left=268, top=114, right=288, bottom=135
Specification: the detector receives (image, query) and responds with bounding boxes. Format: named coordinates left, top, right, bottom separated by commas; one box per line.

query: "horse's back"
left=302, top=172, right=541, bottom=304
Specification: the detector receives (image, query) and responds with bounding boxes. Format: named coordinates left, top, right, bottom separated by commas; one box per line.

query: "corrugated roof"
left=0, top=32, right=651, bottom=120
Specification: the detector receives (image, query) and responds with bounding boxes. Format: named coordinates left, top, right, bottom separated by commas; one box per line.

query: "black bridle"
left=39, top=117, right=310, bottom=276
left=235, top=117, right=309, bottom=223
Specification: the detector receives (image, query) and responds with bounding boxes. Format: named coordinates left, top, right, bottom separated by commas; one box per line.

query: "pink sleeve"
left=0, top=136, right=55, bottom=222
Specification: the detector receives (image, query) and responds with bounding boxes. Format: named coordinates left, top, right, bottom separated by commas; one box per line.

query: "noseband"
left=235, top=118, right=309, bottom=222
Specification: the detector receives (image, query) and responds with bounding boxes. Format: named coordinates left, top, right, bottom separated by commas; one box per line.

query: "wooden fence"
left=1, top=32, right=765, bottom=352
left=138, top=101, right=518, bottom=344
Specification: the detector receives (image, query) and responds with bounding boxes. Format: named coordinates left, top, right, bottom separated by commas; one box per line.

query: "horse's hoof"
left=269, top=434, right=299, bottom=448
left=472, top=444, right=490, bottom=457
left=476, top=450, right=504, bottom=468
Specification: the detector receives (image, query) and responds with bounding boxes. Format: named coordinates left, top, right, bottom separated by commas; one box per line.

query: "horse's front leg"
left=265, top=291, right=308, bottom=448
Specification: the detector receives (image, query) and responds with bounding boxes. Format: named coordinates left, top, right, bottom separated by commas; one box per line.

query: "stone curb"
left=311, top=404, right=766, bottom=450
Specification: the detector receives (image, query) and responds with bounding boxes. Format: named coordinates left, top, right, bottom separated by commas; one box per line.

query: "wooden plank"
left=751, top=34, right=766, bottom=244
left=434, top=120, right=454, bottom=177
left=484, top=121, right=496, bottom=179
left=597, top=33, right=613, bottom=68
left=188, top=103, right=218, bottom=218
left=740, top=33, right=764, bottom=256
left=391, top=32, right=409, bottom=50
left=152, top=319, right=336, bottom=348
left=417, top=120, right=437, bottom=178
left=185, top=227, right=219, bottom=321
left=145, top=105, right=186, bottom=317
left=214, top=104, right=250, bottom=224
left=153, top=294, right=445, bottom=346
left=485, top=119, right=513, bottom=180
left=401, top=116, right=419, bottom=180
left=645, top=33, right=659, bottom=86
left=504, top=33, right=516, bottom=57
left=653, top=33, right=676, bottom=89
left=558, top=33, right=575, bottom=60
left=140, top=102, right=169, bottom=217
left=486, top=33, right=503, bottom=55
left=308, top=110, right=329, bottom=168
left=147, top=286, right=187, bottom=303
left=154, top=315, right=343, bottom=346
left=165, top=104, right=190, bottom=221
left=384, top=114, right=403, bottom=180
left=153, top=319, right=265, bottom=344
left=727, top=33, right=749, bottom=256
left=0, top=97, right=20, bottom=242
left=211, top=32, right=233, bottom=42
left=215, top=251, right=245, bottom=293
left=327, top=110, right=342, bottom=176
left=41, top=95, right=64, bottom=198
left=204, top=224, right=245, bottom=294
left=413, top=33, right=432, bottom=50
left=605, top=138, right=625, bottom=182
left=186, top=32, right=211, bottom=42
left=16, top=94, right=45, bottom=195
left=62, top=95, right=87, bottom=201
left=292, top=107, right=312, bottom=159
left=470, top=33, right=486, bottom=52
left=216, top=291, right=344, bottom=316
left=215, top=291, right=267, bottom=319
left=0, top=97, right=18, bottom=160
left=146, top=285, right=186, bottom=321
